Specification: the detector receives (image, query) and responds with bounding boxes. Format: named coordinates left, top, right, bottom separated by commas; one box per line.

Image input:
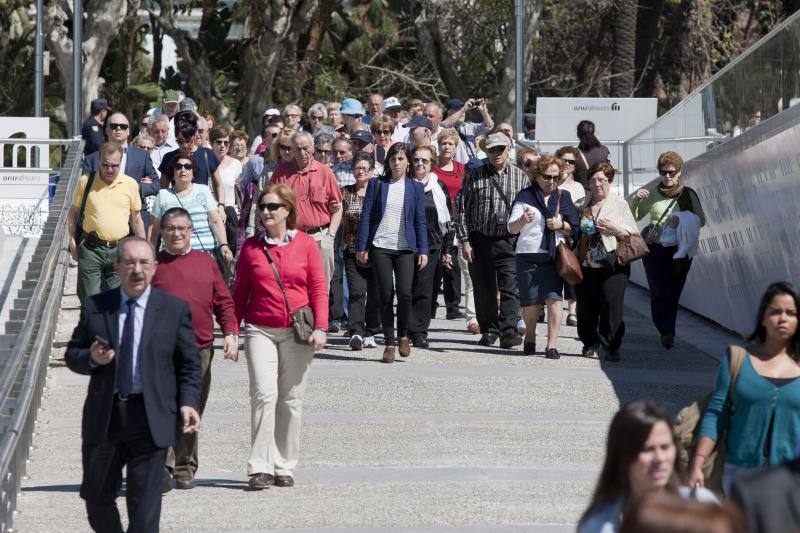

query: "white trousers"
left=458, top=246, right=476, bottom=322
left=244, top=324, right=314, bottom=476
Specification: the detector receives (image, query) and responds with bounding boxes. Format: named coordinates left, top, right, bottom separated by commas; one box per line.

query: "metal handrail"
left=0, top=139, right=83, bottom=531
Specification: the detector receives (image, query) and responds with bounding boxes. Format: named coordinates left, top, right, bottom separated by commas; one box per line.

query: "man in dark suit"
left=730, top=457, right=800, bottom=533
left=66, top=237, right=202, bottom=533
left=83, top=112, right=160, bottom=228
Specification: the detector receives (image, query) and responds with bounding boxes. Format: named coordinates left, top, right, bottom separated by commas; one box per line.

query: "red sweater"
left=232, top=231, right=328, bottom=330
left=152, top=250, right=238, bottom=349
left=433, top=161, right=465, bottom=203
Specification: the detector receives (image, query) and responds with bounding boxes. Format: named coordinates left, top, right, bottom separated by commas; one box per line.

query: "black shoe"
left=605, top=349, right=621, bottom=362
left=661, top=334, right=675, bottom=350
left=523, top=340, right=536, bottom=355
left=566, top=314, right=578, bottom=327
left=349, top=334, right=363, bottom=351
left=500, top=333, right=523, bottom=349
left=538, top=310, right=546, bottom=323
left=273, top=475, right=294, bottom=487
left=477, top=333, right=498, bottom=346
left=581, top=345, right=599, bottom=358
left=411, top=334, right=429, bottom=348
left=248, top=473, right=273, bottom=490
left=545, top=347, right=560, bottom=359
left=327, top=321, right=341, bottom=334
left=162, top=467, right=172, bottom=494
left=446, top=310, right=466, bottom=320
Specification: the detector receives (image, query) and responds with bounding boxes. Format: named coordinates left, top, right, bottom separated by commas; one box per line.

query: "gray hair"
left=115, top=236, right=156, bottom=263
left=308, top=102, right=328, bottom=120
left=291, top=131, right=314, bottom=146
left=314, top=132, right=335, bottom=148
left=148, top=114, right=169, bottom=129
left=424, top=102, right=443, bottom=118
left=283, top=104, right=302, bottom=116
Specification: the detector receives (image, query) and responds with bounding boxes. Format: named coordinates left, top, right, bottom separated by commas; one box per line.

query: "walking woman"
left=574, top=120, right=610, bottom=189
left=409, top=145, right=454, bottom=348
left=630, top=151, right=705, bottom=349
left=232, top=184, right=328, bottom=490
left=575, top=163, right=639, bottom=362
left=357, top=143, right=428, bottom=363
left=149, top=155, right=233, bottom=265
left=579, top=400, right=717, bottom=533
left=556, top=145, right=584, bottom=327
left=691, top=282, right=800, bottom=495
left=507, top=155, right=579, bottom=359
left=210, top=126, right=242, bottom=255
left=341, top=152, right=381, bottom=350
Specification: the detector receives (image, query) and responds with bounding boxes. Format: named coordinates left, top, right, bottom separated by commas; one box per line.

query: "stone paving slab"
left=14, top=264, right=737, bottom=532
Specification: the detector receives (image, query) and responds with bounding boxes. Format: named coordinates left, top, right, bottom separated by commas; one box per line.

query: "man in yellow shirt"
left=68, top=143, right=145, bottom=303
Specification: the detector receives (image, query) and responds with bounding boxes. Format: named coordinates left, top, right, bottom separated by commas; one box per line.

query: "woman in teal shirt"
left=691, top=282, right=800, bottom=494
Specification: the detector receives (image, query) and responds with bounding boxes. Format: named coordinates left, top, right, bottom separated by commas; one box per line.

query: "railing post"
left=622, top=140, right=630, bottom=197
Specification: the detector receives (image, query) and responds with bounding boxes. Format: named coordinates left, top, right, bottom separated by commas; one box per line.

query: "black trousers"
left=437, top=247, right=462, bottom=314
left=468, top=232, right=519, bottom=337
left=575, top=265, right=630, bottom=351
left=328, top=228, right=347, bottom=322
left=409, top=249, right=442, bottom=337
left=81, top=396, right=166, bottom=533
left=642, top=243, right=693, bottom=336
left=371, top=247, right=415, bottom=344
left=343, top=251, right=381, bottom=337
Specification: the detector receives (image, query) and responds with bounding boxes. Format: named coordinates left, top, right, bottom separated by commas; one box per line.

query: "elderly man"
left=152, top=207, right=238, bottom=491
left=147, top=114, right=174, bottom=174
left=159, top=90, right=182, bottom=144
left=82, top=98, right=109, bottom=156
left=442, top=98, right=494, bottom=164
left=250, top=108, right=281, bottom=152
left=195, top=116, right=211, bottom=149
left=331, top=137, right=354, bottom=186
left=65, top=237, right=201, bottom=533
left=423, top=102, right=445, bottom=143
left=364, top=93, right=383, bottom=125
left=283, top=104, right=303, bottom=131
left=457, top=132, right=528, bottom=349
left=270, top=131, right=343, bottom=284
left=69, top=143, right=146, bottom=303
left=83, top=112, right=160, bottom=229
left=405, top=116, right=434, bottom=148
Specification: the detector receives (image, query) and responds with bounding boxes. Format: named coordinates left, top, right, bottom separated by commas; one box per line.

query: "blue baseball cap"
left=339, top=98, right=365, bottom=116
left=351, top=130, right=374, bottom=145
left=405, top=115, right=434, bottom=131
left=446, top=99, right=465, bottom=111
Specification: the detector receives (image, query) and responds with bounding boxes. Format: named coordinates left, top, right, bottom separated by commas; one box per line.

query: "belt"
left=113, top=392, right=144, bottom=402
left=305, top=224, right=330, bottom=235
left=83, top=232, right=121, bottom=249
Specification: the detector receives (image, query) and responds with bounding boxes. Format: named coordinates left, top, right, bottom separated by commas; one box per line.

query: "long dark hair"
left=749, top=281, right=800, bottom=360
left=382, top=142, right=411, bottom=179
left=577, top=120, right=601, bottom=151
left=579, top=400, right=680, bottom=526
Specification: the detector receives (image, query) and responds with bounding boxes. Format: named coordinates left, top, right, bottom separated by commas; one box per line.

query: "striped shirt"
left=456, top=161, right=530, bottom=244
left=332, top=161, right=356, bottom=188
left=372, top=178, right=409, bottom=251
left=151, top=184, right=217, bottom=251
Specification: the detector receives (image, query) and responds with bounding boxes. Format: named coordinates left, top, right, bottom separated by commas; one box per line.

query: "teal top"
left=699, top=350, right=800, bottom=467
left=629, top=184, right=705, bottom=242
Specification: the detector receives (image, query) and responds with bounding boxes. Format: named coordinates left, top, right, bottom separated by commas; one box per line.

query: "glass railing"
left=624, top=8, right=800, bottom=193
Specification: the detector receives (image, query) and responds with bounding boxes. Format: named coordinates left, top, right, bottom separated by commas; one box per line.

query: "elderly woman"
left=149, top=154, right=233, bottom=265
left=575, top=163, right=639, bottom=361
left=507, top=155, right=579, bottom=359
left=229, top=130, right=250, bottom=168
left=232, top=184, right=327, bottom=490
left=326, top=102, right=343, bottom=130
left=313, top=131, right=335, bottom=167
left=307, top=102, right=328, bottom=134
left=631, top=151, right=705, bottom=349
left=408, top=145, right=454, bottom=348
left=357, top=142, right=428, bottom=363
left=370, top=114, right=396, bottom=164
left=211, top=127, right=243, bottom=253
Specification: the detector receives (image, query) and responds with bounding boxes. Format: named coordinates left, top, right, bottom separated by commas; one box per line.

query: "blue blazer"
left=82, top=146, right=160, bottom=199
left=357, top=176, right=429, bottom=254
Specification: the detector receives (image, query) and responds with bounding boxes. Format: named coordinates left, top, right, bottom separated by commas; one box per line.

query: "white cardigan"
left=580, top=193, right=639, bottom=252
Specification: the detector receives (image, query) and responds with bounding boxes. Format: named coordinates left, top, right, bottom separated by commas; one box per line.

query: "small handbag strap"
left=654, top=196, right=679, bottom=227
left=487, top=170, right=511, bottom=212
left=170, top=188, right=206, bottom=252
left=76, top=171, right=96, bottom=233
left=262, top=241, right=294, bottom=316
left=577, top=149, right=589, bottom=171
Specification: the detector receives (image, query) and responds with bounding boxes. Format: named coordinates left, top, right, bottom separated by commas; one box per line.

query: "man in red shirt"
left=270, top=131, right=343, bottom=285
left=151, top=207, right=238, bottom=491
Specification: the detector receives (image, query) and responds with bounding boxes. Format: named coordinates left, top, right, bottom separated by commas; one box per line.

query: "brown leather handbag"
left=554, top=191, right=583, bottom=284
left=615, top=232, right=650, bottom=265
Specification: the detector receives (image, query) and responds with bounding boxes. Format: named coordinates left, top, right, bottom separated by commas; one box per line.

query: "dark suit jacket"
left=65, top=287, right=202, bottom=448
left=730, top=459, right=800, bottom=533
left=82, top=146, right=160, bottom=199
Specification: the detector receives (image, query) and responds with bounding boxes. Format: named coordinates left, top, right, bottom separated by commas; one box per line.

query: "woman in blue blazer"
left=357, top=143, right=428, bottom=363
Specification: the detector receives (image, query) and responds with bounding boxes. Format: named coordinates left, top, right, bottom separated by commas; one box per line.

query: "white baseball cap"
left=382, top=97, right=402, bottom=111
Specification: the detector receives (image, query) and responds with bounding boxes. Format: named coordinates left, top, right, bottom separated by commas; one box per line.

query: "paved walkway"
left=15, top=265, right=740, bottom=532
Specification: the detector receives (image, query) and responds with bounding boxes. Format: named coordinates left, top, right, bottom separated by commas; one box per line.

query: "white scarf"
left=422, top=172, right=451, bottom=233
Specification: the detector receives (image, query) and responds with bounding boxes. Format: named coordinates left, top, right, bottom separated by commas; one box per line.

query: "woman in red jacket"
left=232, top=183, right=328, bottom=490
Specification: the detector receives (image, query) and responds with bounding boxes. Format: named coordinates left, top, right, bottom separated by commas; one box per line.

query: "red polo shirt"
left=270, top=159, right=343, bottom=232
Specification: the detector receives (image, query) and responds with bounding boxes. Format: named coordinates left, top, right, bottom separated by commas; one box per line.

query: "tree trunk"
left=149, top=12, right=163, bottom=83
left=611, top=0, right=637, bottom=97
left=45, top=0, right=132, bottom=132
left=494, top=0, right=543, bottom=126
left=413, top=1, right=468, bottom=99
left=633, top=0, right=665, bottom=97
left=295, top=0, right=332, bottom=96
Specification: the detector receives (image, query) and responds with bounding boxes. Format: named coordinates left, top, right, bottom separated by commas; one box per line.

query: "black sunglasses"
left=174, top=163, right=194, bottom=170
left=108, top=123, right=129, bottom=130
left=258, top=202, right=286, bottom=212
left=541, top=174, right=559, bottom=181
left=659, top=169, right=677, bottom=177
left=562, top=159, right=576, bottom=165
left=279, top=144, right=292, bottom=151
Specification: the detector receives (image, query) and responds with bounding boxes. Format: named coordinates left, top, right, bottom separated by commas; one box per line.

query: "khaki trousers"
left=244, top=324, right=314, bottom=476
left=310, top=230, right=335, bottom=289
left=457, top=245, right=476, bottom=322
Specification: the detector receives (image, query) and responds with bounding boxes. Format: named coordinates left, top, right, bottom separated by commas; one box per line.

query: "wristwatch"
left=224, top=332, right=237, bottom=338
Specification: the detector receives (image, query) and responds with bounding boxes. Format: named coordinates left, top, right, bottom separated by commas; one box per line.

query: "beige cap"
left=485, top=132, right=511, bottom=149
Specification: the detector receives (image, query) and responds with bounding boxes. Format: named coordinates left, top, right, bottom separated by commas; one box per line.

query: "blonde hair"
left=258, top=184, right=298, bottom=229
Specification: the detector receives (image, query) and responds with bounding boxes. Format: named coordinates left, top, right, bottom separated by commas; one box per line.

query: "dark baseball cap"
left=446, top=99, right=464, bottom=111
left=405, top=116, right=434, bottom=131
left=90, top=98, right=110, bottom=112
left=351, top=130, right=374, bottom=145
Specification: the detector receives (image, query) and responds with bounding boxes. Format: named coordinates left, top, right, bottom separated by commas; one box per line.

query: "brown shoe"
left=248, top=473, right=273, bottom=490
left=174, top=477, right=196, bottom=490
left=273, top=475, right=294, bottom=487
left=398, top=337, right=411, bottom=358
left=382, top=345, right=396, bottom=363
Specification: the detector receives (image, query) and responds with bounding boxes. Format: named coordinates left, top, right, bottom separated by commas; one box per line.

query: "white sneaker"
left=516, top=318, right=526, bottom=336
left=349, top=335, right=363, bottom=351
left=362, top=336, right=378, bottom=348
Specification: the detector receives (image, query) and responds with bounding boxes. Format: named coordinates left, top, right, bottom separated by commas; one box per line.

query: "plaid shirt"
left=341, top=184, right=366, bottom=251
left=332, top=161, right=355, bottom=187
left=456, top=161, right=530, bottom=244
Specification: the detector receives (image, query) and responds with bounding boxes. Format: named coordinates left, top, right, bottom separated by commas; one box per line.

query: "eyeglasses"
left=284, top=113, right=300, bottom=119
left=100, top=163, right=121, bottom=169
left=562, top=159, right=576, bottom=165
left=310, top=115, right=325, bottom=121
left=377, top=129, right=393, bottom=135
left=590, top=177, right=609, bottom=184
left=659, top=169, right=677, bottom=177
left=279, top=144, right=292, bottom=151
left=315, top=149, right=331, bottom=155
left=213, top=140, right=230, bottom=146
left=523, top=159, right=535, bottom=167
left=353, top=166, right=372, bottom=174
left=413, top=157, right=431, bottom=164
left=258, top=202, right=286, bottom=212
left=231, top=143, right=247, bottom=150
left=108, top=123, right=129, bottom=131
left=174, top=163, right=194, bottom=170
left=164, top=225, right=192, bottom=233
left=540, top=174, right=560, bottom=181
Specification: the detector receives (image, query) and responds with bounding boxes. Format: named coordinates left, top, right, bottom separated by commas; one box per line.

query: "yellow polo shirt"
left=72, top=173, right=141, bottom=241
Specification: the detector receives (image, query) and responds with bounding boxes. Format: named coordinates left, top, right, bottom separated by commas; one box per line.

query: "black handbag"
left=641, top=196, right=678, bottom=244
left=262, top=243, right=315, bottom=345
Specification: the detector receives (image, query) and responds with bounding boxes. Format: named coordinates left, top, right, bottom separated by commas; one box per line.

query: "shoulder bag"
left=74, top=172, right=96, bottom=241
left=262, top=241, right=315, bottom=345
left=486, top=170, right=512, bottom=227
left=615, top=233, right=650, bottom=265
left=641, top=196, right=678, bottom=244
left=673, top=346, right=746, bottom=495
left=554, top=191, right=583, bottom=284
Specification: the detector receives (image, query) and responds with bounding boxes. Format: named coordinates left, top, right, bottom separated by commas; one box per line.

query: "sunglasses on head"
left=108, top=123, right=129, bottom=131
left=258, top=202, right=286, bottom=212
left=174, top=163, right=194, bottom=170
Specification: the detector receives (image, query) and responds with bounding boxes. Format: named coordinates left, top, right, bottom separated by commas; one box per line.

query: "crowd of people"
left=68, top=90, right=800, bottom=533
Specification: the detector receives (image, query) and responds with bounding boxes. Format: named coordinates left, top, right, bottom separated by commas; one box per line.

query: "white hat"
left=382, top=97, right=402, bottom=111
left=263, top=108, right=280, bottom=117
